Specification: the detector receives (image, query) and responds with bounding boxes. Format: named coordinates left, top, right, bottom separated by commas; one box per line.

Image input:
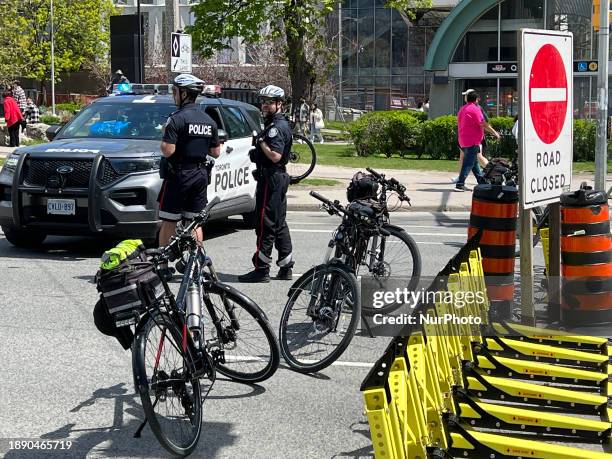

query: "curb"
left=287, top=203, right=472, bottom=212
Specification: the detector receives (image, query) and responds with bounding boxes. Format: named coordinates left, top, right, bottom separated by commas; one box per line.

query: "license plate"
left=47, top=199, right=76, bottom=215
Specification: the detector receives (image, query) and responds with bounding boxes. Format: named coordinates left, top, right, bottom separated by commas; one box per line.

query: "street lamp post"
left=50, top=0, right=56, bottom=115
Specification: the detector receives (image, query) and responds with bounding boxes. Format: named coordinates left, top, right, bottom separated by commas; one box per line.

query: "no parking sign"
left=520, top=30, right=573, bottom=209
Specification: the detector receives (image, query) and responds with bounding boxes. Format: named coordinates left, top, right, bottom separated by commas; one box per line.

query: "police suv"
left=0, top=84, right=262, bottom=247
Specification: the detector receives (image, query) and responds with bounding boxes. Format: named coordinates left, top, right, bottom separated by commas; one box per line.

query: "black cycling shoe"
left=276, top=267, right=293, bottom=280
left=238, top=269, right=270, bottom=283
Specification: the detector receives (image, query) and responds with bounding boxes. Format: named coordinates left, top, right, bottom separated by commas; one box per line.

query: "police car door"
left=208, top=105, right=256, bottom=206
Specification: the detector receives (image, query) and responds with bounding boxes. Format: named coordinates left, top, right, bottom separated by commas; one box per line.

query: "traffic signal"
left=592, top=0, right=612, bottom=31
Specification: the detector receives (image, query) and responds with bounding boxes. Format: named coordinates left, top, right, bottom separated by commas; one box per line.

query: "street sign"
left=170, top=32, right=192, bottom=73
left=520, top=29, right=573, bottom=209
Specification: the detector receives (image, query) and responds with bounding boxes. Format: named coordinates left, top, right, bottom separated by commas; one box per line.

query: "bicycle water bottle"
left=186, top=282, right=202, bottom=349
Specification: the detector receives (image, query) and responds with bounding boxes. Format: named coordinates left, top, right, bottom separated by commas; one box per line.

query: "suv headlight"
left=108, top=157, right=161, bottom=174
left=0, top=154, right=19, bottom=181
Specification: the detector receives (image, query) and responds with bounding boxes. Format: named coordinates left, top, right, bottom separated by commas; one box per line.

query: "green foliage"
left=0, top=0, right=118, bottom=85
left=573, top=119, right=596, bottom=161
left=55, top=102, right=83, bottom=114
left=419, top=115, right=458, bottom=160
left=347, top=110, right=422, bottom=157
left=385, top=0, right=433, bottom=24
left=41, top=114, right=60, bottom=125
left=489, top=116, right=515, bottom=133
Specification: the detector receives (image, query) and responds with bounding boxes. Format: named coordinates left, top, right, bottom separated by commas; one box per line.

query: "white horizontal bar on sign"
left=530, top=87, right=566, bottom=102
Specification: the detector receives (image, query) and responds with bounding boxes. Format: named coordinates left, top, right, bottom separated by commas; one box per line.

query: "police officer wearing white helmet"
left=239, top=85, right=294, bottom=283
left=158, top=74, right=221, bottom=247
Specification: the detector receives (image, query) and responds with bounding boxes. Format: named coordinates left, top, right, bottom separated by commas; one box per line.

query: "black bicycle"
left=279, top=182, right=421, bottom=373
left=287, top=133, right=317, bottom=184
left=132, top=197, right=280, bottom=456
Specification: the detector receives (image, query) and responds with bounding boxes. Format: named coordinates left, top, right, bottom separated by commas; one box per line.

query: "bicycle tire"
left=133, top=312, right=203, bottom=457
left=360, top=225, right=422, bottom=315
left=279, top=264, right=360, bottom=373
left=288, top=134, right=317, bottom=184
left=202, top=282, right=280, bottom=383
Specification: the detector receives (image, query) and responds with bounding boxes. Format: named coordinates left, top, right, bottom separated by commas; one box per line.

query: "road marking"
left=290, top=222, right=468, bottom=230
left=291, top=229, right=466, bottom=237
left=225, top=355, right=374, bottom=368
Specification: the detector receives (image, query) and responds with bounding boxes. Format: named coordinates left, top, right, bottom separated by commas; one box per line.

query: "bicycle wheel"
left=288, top=134, right=317, bottom=184
left=133, top=312, right=203, bottom=457
left=279, top=264, right=360, bottom=373
left=360, top=225, right=422, bottom=315
left=202, top=282, right=280, bottom=383
left=515, top=208, right=545, bottom=257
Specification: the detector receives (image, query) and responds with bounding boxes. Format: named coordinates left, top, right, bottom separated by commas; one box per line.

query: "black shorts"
left=157, top=168, right=208, bottom=221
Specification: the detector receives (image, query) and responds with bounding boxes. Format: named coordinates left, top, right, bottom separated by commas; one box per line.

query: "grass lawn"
left=323, top=120, right=351, bottom=131
left=0, top=158, right=4, bottom=167
left=295, top=178, right=341, bottom=187
left=294, top=143, right=458, bottom=172
left=296, top=143, right=612, bottom=174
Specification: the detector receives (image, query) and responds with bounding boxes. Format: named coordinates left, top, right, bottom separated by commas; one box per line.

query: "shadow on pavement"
left=2, top=383, right=236, bottom=458
left=332, top=420, right=374, bottom=458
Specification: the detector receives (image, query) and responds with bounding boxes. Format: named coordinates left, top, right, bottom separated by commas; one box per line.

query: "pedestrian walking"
left=452, top=89, right=499, bottom=184
left=239, top=85, right=294, bottom=283
left=107, top=69, right=130, bottom=94
left=309, top=103, right=324, bottom=144
left=3, top=90, right=24, bottom=147
left=296, top=97, right=309, bottom=137
left=11, top=80, right=27, bottom=114
left=23, top=98, right=40, bottom=124
left=455, top=90, right=500, bottom=192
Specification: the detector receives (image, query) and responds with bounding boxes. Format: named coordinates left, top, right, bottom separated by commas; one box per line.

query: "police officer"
left=158, top=74, right=221, bottom=246
left=238, top=85, right=294, bottom=283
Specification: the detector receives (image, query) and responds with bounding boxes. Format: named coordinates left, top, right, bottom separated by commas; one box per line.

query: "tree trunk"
left=284, top=0, right=316, bottom=104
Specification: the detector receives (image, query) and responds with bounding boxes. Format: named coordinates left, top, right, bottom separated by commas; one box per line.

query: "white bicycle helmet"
left=173, top=74, right=205, bottom=93
left=259, top=85, right=285, bottom=100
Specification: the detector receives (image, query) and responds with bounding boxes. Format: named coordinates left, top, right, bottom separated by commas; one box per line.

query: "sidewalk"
left=1, top=146, right=605, bottom=212
left=290, top=164, right=604, bottom=212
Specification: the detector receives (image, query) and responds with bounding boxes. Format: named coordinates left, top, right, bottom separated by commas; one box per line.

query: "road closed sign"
left=520, top=29, right=573, bottom=209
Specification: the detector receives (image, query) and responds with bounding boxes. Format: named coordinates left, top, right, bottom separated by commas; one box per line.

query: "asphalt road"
left=0, top=211, right=607, bottom=458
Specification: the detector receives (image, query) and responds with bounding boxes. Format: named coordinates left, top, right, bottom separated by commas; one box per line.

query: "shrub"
left=41, top=114, right=61, bottom=125
left=347, top=110, right=423, bottom=157
left=573, top=119, right=596, bottom=161
left=55, top=102, right=83, bottom=113
left=419, top=115, right=458, bottom=160
left=489, top=116, right=515, bottom=134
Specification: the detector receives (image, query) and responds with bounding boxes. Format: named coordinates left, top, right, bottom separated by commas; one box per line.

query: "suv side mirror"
left=218, top=129, right=228, bottom=144
left=45, top=125, right=62, bottom=141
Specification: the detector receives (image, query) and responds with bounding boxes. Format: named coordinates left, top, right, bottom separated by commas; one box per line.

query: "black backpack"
left=483, top=158, right=511, bottom=185
left=347, top=172, right=379, bottom=202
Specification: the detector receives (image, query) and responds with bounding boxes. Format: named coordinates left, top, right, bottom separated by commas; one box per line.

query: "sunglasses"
left=261, top=100, right=278, bottom=105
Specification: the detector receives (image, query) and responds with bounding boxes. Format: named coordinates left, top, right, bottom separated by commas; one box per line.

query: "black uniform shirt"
left=162, top=102, right=220, bottom=165
left=257, top=112, right=293, bottom=168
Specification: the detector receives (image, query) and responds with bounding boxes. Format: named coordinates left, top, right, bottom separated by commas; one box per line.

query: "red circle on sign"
left=529, top=44, right=568, bottom=144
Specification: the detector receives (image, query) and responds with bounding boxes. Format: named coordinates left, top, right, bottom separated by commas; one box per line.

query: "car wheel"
left=242, top=211, right=258, bottom=229
left=1, top=225, right=47, bottom=248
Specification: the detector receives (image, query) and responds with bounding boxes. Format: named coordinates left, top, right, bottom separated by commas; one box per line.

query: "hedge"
left=348, top=111, right=596, bottom=162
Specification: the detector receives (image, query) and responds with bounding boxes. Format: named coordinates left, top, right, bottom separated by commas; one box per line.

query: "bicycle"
left=131, top=196, right=280, bottom=456
left=287, top=133, right=317, bottom=184
left=279, top=177, right=422, bottom=373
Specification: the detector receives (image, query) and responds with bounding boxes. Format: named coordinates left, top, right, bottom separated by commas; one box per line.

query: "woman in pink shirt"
left=455, top=90, right=499, bottom=191
left=3, top=90, right=24, bottom=147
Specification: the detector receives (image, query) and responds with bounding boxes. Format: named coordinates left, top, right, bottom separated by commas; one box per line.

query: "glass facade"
left=450, top=0, right=603, bottom=119
left=330, top=3, right=448, bottom=110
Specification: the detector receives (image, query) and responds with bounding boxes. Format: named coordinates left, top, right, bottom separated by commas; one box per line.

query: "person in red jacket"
left=3, top=90, right=24, bottom=147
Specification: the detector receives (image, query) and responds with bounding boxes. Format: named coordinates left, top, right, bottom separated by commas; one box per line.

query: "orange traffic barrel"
left=468, top=184, right=519, bottom=320
left=560, top=187, right=612, bottom=326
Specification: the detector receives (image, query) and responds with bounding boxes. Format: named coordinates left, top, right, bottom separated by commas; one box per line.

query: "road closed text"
left=530, top=150, right=567, bottom=194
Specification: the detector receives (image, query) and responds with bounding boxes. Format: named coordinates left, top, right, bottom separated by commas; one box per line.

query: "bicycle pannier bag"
left=482, top=157, right=511, bottom=185
left=347, top=171, right=379, bottom=202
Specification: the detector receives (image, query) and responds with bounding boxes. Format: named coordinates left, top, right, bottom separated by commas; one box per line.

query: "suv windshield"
left=58, top=101, right=174, bottom=140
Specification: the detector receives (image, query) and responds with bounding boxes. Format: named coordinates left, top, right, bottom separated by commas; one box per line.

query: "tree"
left=384, top=0, right=433, bottom=27
left=188, top=0, right=335, bottom=103
left=0, top=0, right=118, bottom=93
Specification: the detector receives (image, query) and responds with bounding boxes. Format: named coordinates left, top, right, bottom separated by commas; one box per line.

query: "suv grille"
left=99, top=160, right=124, bottom=186
left=25, top=158, right=92, bottom=188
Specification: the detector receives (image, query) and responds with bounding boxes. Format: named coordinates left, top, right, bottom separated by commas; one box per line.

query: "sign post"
left=518, top=29, right=573, bottom=325
left=170, top=32, right=192, bottom=73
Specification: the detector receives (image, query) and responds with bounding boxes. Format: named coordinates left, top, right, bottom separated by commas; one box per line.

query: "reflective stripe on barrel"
left=468, top=185, right=519, bottom=313
left=560, top=188, right=612, bottom=325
